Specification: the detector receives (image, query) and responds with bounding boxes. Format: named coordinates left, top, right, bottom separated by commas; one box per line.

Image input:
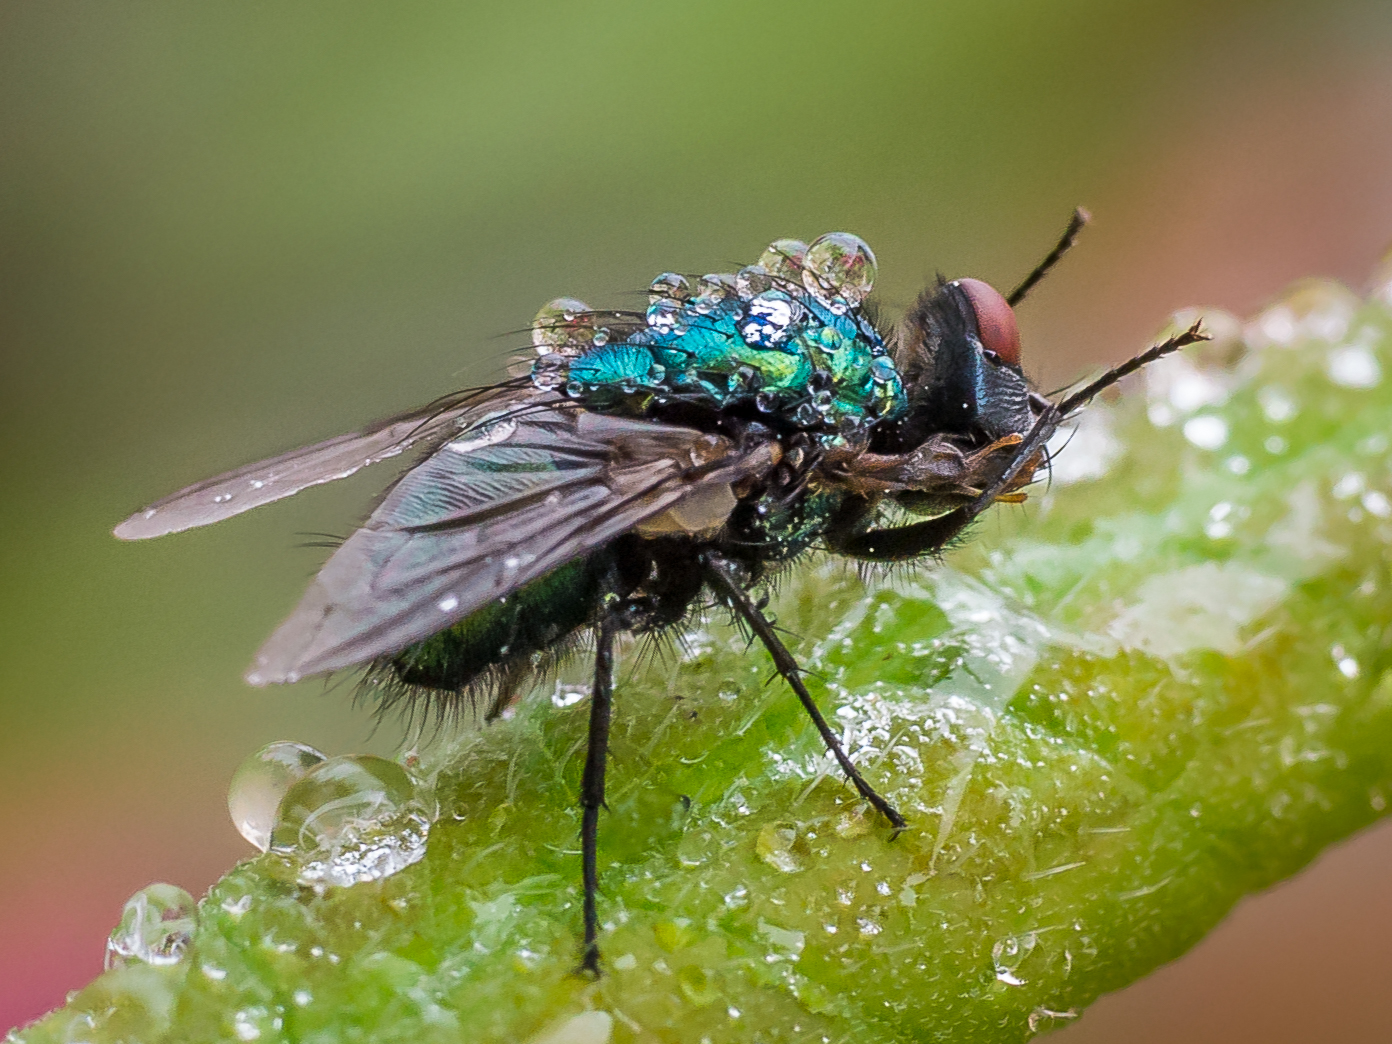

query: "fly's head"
left=888, top=275, right=1034, bottom=449
left=840, top=275, right=1042, bottom=513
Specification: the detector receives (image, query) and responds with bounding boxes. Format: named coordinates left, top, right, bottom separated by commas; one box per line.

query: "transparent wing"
left=247, top=408, right=774, bottom=684
left=113, top=384, right=530, bottom=540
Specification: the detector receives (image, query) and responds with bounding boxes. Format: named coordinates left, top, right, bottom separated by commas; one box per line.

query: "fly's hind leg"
left=578, top=615, right=617, bottom=977
left=702, top=552, right=907, bottom=833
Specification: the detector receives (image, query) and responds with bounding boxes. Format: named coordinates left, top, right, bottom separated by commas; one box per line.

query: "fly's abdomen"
left=387, top=555, right=608, bottom=695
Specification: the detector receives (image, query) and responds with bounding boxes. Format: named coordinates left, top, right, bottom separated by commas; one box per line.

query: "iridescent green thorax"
left=528, top=233, right=907, bottom=444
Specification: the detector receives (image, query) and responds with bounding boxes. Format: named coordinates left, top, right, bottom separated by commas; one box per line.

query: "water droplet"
left=566, top=379, right=585, bottom=398
left=526, top=1011, right=614, bottom=1044
left=869, top=356, right=898, bottom=384
left=1328, top=343, right=1382, bottom=388
left=447, top=416, right=518, bottom=455
left=698, top=271, right=737, bottom=299
left=530, top=353, right=569, bottom=391
left=755, top=390, right=779, bottom=413
left=759, top=238, right=808, bottom=282
left=228, top=741, right=326, bottom=851
left=1257, top=385, right=1297, bottom=423
left=650, top=272, right=691, bottom=303
left=232, top=1007, right=281, bottom=1042
left=793, top=402, right=821, bottom=426
left=646, top=298, right=689, bottom=335
left=855, top=918, right=882, bottom=936
left=735, top=264, right=772, bottom=298
left=756, top=822, right=805, bottom=873
left=1331, top=643, right=1361, bottom=679
left=221, top=893, right=252, bottom=918
left=1362, top=490, right=1391, bottom=518
left=1204, top=506, right=1232, bottom=539
left=591, top=327, right=610, bottom=346
left=269, top=755, right=432, bottom=887
left=532, top=297, right=594, bottom=355
left=551, top=682, right=589, bottom=708
left=802, top=232, right=876, bottom=306
left=105, top=883, right=196, bottom=970
left=1265, top=435, right=1288, bottom=455
left=992, top=931, right=1038, bottom=986
left=1332, top=472, right=1365, bottom=500
left=677, top=965, right=718, bottom=1006
left=1182, top=414, right=1228, bottom=450
left=739, top=290, right=802, bottom=348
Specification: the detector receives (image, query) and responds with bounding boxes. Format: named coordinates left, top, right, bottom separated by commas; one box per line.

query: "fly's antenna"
left=1056, top=320, right=1209, bottom=416
left=1007, top=207, right=1091, bottom=307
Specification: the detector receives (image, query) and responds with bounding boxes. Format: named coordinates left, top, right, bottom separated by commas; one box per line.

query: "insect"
left=115, top=210, right=1203, bottom=974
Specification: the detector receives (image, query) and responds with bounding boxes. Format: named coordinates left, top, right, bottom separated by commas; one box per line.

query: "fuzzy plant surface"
left=15, top=273, right=1392, bottom=1044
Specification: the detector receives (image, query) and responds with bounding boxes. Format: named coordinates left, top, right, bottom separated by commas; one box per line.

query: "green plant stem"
left=15, top=277, right=1392, bottom=1044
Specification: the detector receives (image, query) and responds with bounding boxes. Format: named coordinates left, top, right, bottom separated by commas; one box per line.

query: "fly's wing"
left=113, top=385, right=531, bottom=540
left=247, top=406, right=775, bottom=684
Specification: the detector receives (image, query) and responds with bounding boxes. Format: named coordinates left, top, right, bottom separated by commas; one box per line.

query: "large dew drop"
left=269, top=754, right=432, bottom=888
left=758, top=239, right=808, bottom=283
left=532, top=297, right=595, bottom=356
left=802, top=232, right=877, bottom=308
left=228, top=740, right=326, bottom=852
left=105, top=883, right=196, bottom=970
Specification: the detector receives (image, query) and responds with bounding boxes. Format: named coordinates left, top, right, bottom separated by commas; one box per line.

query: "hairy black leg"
left=702, top=553, right=907, bottom=832
left=578, top=615, right=617, bottom=977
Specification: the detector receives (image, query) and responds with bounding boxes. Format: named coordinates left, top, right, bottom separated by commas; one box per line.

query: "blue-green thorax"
left=528, top=233, right=907, bottom=445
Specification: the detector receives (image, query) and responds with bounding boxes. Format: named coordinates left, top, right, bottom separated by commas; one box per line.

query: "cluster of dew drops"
left=528, top=231, right=879, bottom=383
left=105, top=742, right=433, bottom=974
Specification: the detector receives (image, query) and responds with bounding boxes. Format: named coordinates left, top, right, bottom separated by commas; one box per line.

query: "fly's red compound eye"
left=956, top=277, right=1021, bottom=368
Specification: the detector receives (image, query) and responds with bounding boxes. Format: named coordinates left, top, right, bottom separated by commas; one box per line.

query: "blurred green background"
left=4, top=0, right=1392, bottom=1036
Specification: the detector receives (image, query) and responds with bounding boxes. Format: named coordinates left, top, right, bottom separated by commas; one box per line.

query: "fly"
left=114, top=210, right=1205, bottom=974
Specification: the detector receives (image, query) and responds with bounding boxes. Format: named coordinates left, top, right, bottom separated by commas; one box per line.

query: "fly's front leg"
left=828, top=406, right=1061, bottom=562
left=578, top=615, right=617, bottom=977
left=702, top=553, right=907, bottom=832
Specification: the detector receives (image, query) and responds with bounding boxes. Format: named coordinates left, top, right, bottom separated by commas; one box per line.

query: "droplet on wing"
left=531, top=297, right=594, bottom=355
